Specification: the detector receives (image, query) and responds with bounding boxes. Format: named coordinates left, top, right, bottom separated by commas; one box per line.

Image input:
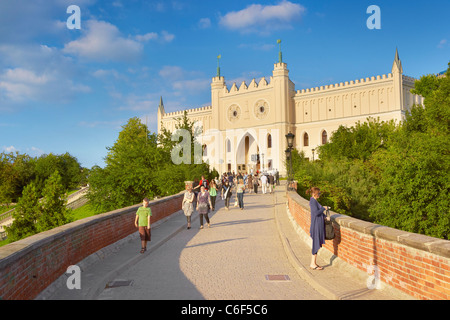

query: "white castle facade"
left=158, top=49, right=424, bottom=176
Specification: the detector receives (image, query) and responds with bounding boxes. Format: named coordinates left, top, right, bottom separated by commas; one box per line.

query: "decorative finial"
left=217, top=54, right=221, bottom=78
left=277, top=39, right=282, bottom=63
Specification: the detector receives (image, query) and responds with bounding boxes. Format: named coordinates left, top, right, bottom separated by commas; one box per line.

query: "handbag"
left=324, top=208, right=335, bottom=240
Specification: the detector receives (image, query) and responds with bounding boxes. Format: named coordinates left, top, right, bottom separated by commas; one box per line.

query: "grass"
left=71, top=201, right=99, bottom=221
left=0, top=201, right=99, bottom=248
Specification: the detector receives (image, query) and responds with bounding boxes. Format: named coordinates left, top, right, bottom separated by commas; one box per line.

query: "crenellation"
left=161, top=105, right=213, bottom=119
left=294, top=72, right=397, bottom=97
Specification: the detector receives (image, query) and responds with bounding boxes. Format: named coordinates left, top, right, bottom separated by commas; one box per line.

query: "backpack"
left=325, top=208, right=335, bottom=240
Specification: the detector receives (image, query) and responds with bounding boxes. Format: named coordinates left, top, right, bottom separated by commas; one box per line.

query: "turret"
left=157, top=96, right=165, bottom=133
left=391, top=48, right=404, bottom=111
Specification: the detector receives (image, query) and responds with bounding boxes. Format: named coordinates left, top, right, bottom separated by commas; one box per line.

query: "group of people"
left=180, top=170, right=281, bottom=231
left=135, top=172, right=332, bottom=272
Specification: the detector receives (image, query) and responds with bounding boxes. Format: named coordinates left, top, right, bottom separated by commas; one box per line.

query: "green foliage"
left=5, top=183, right=40, bottom=242
left=318, top=117, right=397, bottom=162
left=36, top=171, right=72, bottom=233
left=0, top=151, right=86, bottom=204
left=291, top=63, right=450, bottom=239
left=87, top=114, right=215, bottom=214
left=5, top=171, right=72, bottom=243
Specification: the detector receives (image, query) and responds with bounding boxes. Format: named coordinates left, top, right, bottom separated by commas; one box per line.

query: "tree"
left=369, top=65, right=450, bottom=239
left=88, top=117, right=165, bottom=212
left=5, top=183, right=40, bottom=242
left=36, top=171, right=72, bottom=233
left=318, top=117, right=397, bottom=162
left=34, top=153, right=83, bottom=194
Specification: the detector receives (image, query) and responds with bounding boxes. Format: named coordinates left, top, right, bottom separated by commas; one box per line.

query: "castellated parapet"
left=295, top=73, right=394, bottom=96
left=163, top=105, right=213, bottom=118
left=222, top=76, right=272, bottom=95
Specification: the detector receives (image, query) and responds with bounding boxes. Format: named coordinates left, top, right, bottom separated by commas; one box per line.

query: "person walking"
left=247, top=174, right=253, bottom=194
left=134, top=198, right=152, bottom=254
left=268, top=173, right=274, bottom=194
left=209, top=180, right=218, bottom=211
left=236, top=178, right=245, bottom=210
left=196, top=185, right=212, bottom=228
left=261, top=174, right=268, bottom=194
left=222, top=180, right=232, bottom=210
left=307, top=187, right=330, bottom=270
left=253, top=174, right=259, bottom=194
left=182, top=182, right=195, bottom=229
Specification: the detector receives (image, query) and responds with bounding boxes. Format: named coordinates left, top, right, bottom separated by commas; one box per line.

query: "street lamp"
left=312, top=148, right=315, bottom=161
left=286, top=132, right=295, bottom=149
left=285, top=132, right=295, bottom=191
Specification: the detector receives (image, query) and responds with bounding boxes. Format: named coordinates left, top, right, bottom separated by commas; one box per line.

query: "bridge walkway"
left=39, top=182, right=411, bottom=300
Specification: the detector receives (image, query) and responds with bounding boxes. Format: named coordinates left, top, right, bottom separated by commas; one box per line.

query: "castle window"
left=267, top=134, right=272, bottom=148
left=226, top=139, right=231, bottom=153
left=303, top=133, right=309, bottom=147
left=322, top=131, right=328, bottom=145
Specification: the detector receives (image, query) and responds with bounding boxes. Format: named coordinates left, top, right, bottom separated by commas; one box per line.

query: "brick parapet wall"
left=0, top=192, right=184, bottom=300
left=287, top=191, right=450, bottom=300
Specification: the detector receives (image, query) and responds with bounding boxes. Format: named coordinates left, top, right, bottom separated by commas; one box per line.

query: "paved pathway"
left=40, top=181, right=413, bottom=301
left=97, top=187, right=326, bottom=300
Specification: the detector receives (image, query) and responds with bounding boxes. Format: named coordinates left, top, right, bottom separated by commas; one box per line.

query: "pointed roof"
left=158, top=96, right=165, bottom=114
left=392, top=47, right=403, bottom=73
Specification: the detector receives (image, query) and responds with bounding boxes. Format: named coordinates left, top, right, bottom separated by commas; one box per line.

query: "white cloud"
left=2, top=146, right=18, bottom=153
left=159, top=66, right=185, bottom=80
left=219, top=0, right=306, bottom=34
left=63, top=20, right=144, bottom=62
left=437, top=39, right=448, bottom=49
left=135, top=32, right=159, bottom=42
left=135, top=30, right=175, bottom=43
left=161, top=30, right=175, bottom=43
left=198, top=18, right=212, bottom=29
left=0, top=44, right=91, bottom=105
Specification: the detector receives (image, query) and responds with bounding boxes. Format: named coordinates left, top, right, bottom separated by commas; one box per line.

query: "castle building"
left=157, top=48, right=424, bottom=176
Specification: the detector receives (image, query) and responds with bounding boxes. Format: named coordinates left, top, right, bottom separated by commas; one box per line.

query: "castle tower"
left=211, top=55, right=226, bottom=132
left=272, top=41, right=295, bottom=151
left=157, top=96, right=165, bottom=133
left=392, top=48, right=404, bottom=111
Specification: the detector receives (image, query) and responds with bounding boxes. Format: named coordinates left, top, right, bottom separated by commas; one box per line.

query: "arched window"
left=322, top=130, right=328, bottom=145
left=267, top=134, right=272, bottom=148
left=303, top=132, right=309, bottom=147
left=226, top=139, right=231, bottom=153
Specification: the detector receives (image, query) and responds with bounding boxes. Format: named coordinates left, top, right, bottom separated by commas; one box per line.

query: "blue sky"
left=1, top=0, right=449, bottom=169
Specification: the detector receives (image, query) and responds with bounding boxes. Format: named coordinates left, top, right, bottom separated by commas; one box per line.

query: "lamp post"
left=312, top=148, right=315, bottom=162
left=262, top=153, right=265, bottom=172
left=285, top=132, right=295, bottom=191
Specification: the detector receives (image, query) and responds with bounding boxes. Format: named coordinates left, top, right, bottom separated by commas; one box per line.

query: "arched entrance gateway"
left=235, top=131, right=259, bottom=173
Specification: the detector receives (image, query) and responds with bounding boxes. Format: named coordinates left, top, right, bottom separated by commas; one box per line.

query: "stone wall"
left=287, top=191, right=450, bottom=300
left=0, top=192, right=183, bottom=300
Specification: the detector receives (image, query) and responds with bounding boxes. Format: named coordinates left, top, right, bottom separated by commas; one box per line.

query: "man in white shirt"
left=260, top=174, right=268, bottom=194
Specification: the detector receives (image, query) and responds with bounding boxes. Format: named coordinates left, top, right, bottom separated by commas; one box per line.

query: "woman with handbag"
left=307, top=187, right=330, bottom=270
left=197, top=185, right=212, bottom=228
left=222, top=181, right=232, bottom=210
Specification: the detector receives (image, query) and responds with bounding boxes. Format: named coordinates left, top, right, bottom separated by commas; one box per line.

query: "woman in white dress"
left=182, top=182, right=195, bottom=229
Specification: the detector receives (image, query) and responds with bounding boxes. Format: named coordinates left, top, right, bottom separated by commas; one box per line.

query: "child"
left=134, top=198, right=152, bottom=253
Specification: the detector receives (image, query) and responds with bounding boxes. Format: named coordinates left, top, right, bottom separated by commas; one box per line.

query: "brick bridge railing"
left=287, top=191, right=450, bottom=300
left=0, top=192, right=184, bottom=300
